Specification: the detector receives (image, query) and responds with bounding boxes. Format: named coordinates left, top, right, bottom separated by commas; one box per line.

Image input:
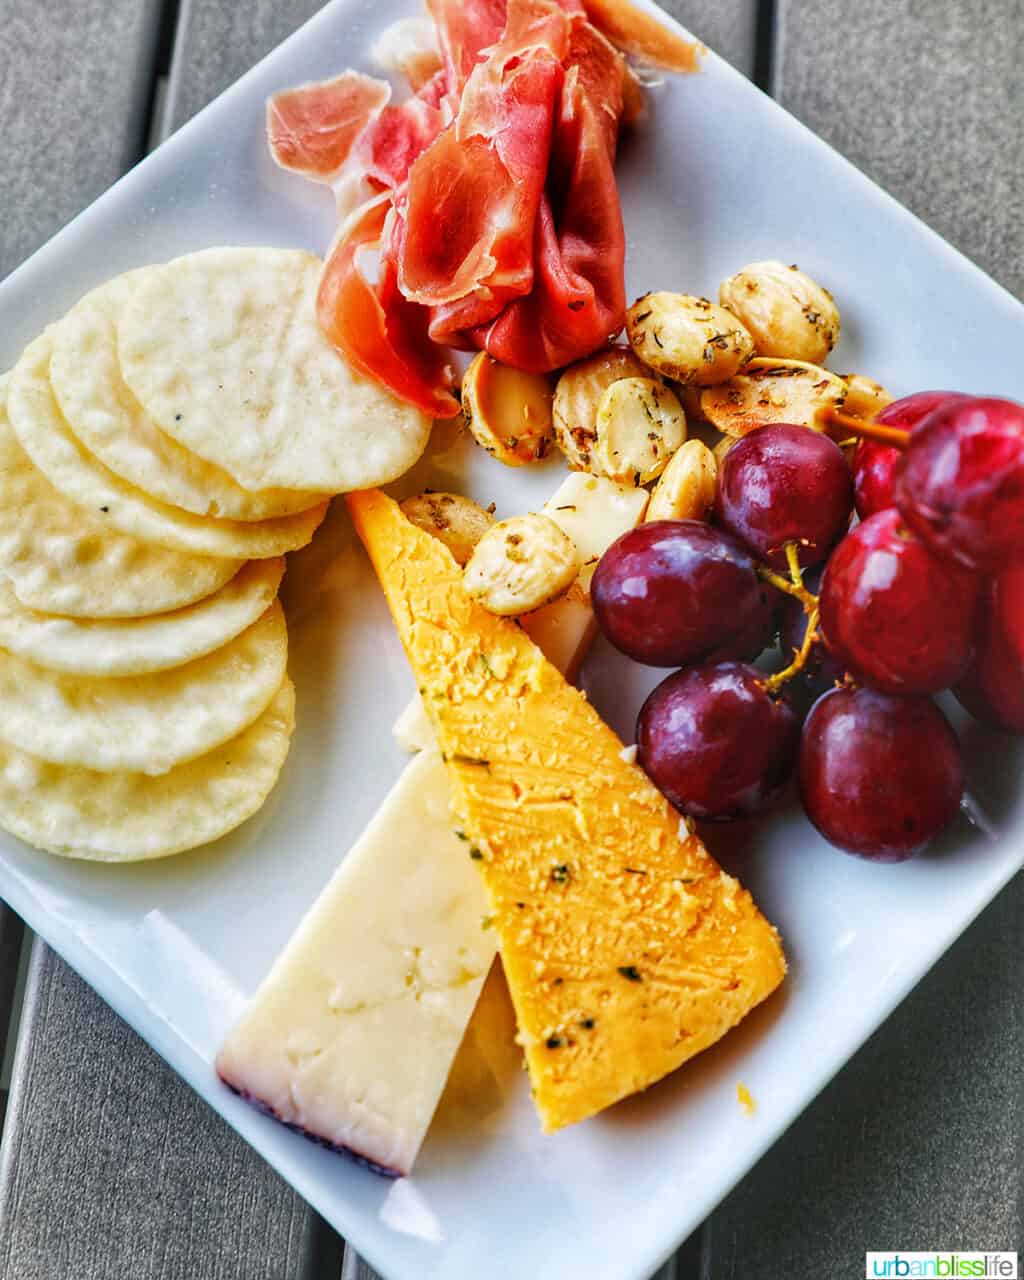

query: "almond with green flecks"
left=400, top=492, right=495, bottom=566
left=553, top=345, right=651, bottom=471
left=719, top=261, right=840, bottom=363
left=646, top=439, right=717, bottom=522
left=701, top=358, right=847, bottom=437
left=595, top=378, right=686, bottom=485
left=463, top=515, right=579, bottom=616
left=626, top=293, right=753, bottom=386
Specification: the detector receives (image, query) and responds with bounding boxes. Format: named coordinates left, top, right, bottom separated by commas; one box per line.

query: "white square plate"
left=1, top=3, right=1022, bottom=1278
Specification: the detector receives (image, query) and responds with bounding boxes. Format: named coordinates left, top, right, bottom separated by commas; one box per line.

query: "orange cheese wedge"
left=348, top=489, right=786, bottom=1133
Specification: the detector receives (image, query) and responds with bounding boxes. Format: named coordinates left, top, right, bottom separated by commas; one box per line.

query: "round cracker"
left=0, top=600, right=287, bottom=775
left=7, top=333, right=329, bottom=560
left=116, top=247, right=432, bottom=492
left=51, top=276, right=328, bottom=520
left=0, top=377, right=240, bottom=619
left=0, top=676, right=295, bottom=862
left=0, top=558, right=283, bottom=676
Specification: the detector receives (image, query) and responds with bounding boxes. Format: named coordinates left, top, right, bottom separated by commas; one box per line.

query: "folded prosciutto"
left=266, top=0, right=699, bottom=416
left=267, top=72, right=391, bottom=183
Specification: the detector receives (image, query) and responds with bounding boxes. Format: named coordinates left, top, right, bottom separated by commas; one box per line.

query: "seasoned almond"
left=646, top=439, right=717, bottom=522
left=719, top=261, right=840, bottom=364
left=553, top=345, right=651, bottom=471
left=595, top=378, right=687, bottom=485
left=626, top=292, right=753, bottom=386
left=462, top=353, right=554, bottom=466
left=701, top=358, right=847, bottom=437
left=400, top=492, right=495, bottom=566
left=463, top=515, right=579, bottom=616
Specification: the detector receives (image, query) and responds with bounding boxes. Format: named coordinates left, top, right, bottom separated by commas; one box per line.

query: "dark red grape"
left=800, top=686, right=963, bottom=861
left=895, top=396, right=1024, bottom=570
left=707, top=577, right=782, bottom=664
left=820, top=509, right=978, bottom=695
left=852, top=391, right=965, bottom=520
left=955, top=560, right=1024, bottom=732
left=637, top=661, right=799, bottom=820
left=778, top=566, right=846, bottom=712
left=714, top=424, right=853, bottom=569
left=592, top=521, right=767, bottom=667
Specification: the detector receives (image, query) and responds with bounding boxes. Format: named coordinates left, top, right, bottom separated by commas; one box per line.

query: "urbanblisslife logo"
left=866, top=1255, right=1018, bottom=1278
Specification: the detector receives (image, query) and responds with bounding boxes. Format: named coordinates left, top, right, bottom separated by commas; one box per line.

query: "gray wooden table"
left=1, top=1, right=1022, bottom=1277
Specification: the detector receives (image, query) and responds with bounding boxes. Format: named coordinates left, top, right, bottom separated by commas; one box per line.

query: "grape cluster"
left=593, top=394, right=1024, bottom=862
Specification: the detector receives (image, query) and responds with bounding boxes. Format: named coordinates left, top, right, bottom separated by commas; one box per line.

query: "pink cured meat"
left=398, top=0, right=571, bottom=312
left=466, top=19, right=626, bottom=368
left=317, top=196, right=459, bottom=418
left=266, top=0, right=668, bottom=411
left=427, top=0, right=508, bottom=94
left=355, top=71, right=450, bottom=191
left=266, top=71, right=391, bottom=181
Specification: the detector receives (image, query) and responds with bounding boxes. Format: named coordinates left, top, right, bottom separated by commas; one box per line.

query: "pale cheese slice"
left=393, top=473, right=648, bottom=751
left=216, top=747, right=492, bottom=1176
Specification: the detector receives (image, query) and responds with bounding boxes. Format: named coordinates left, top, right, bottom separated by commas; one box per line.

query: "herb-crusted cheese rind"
left=348, top=489, right=786, bottom=1133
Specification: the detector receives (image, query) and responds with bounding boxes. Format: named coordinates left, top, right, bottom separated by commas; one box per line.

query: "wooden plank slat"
left=0, top=0, right=163, bottom=280
left=772, top=0, right=1024, bottom=300
left=709, top=883, right=1024, bottom=1272
left=0, top=942, right=327, bottom=1280
left=0, top=909, right=26, bottom=1133
left=163, top=0, right=325, bottom=132
left=0, top=911, right=24, bottom=1064
left=707, top=0, right=1024, bottom=1271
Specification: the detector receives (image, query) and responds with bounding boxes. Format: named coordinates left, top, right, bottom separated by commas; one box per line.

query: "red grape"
left=778, top=566, right=846, bottom=712
left=714, top=424, right=853, bottom=569
left=820, top=509, right=978, bottom=695
left=707, top=577, right=782, bottom=665
left=592, top=521, right=768, bottom=667
left=800, top=686, right=963, bottom=861
left=637, top=661, right=799, bottom=820
left=955, top=560, right=1024, bottom=732
left=852, top=391, right=965, bottom=520
left=895, top=396, right=1024, bottom=569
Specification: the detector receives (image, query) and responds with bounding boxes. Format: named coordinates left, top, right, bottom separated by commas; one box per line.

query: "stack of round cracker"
left=0, top=247, right=432, bottom=862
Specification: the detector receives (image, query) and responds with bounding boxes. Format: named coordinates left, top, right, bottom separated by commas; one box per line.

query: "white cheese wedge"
left=216, top=747, right=491, bottom=1176
left=219, top=473, right=648, bottom=1174
left=392, top=687, right=436, bottom=754
left=393, top=474, right=648, bottom=751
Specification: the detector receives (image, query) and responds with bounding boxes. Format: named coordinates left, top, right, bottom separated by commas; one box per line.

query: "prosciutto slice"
left=317, top=196, right=459, bottom=418
left=464, top=20, right=626, bottom=368
left=398, top=0, right=570, bottom=312
left=266, top=71, right=391, bottom=182
left=268, top=0, right=700, bottom=415
left=581, top=0, right=702, bottom=72
left=354, top=71, right=450, bottom=191
left=427, top=0, right=508, bottom=94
